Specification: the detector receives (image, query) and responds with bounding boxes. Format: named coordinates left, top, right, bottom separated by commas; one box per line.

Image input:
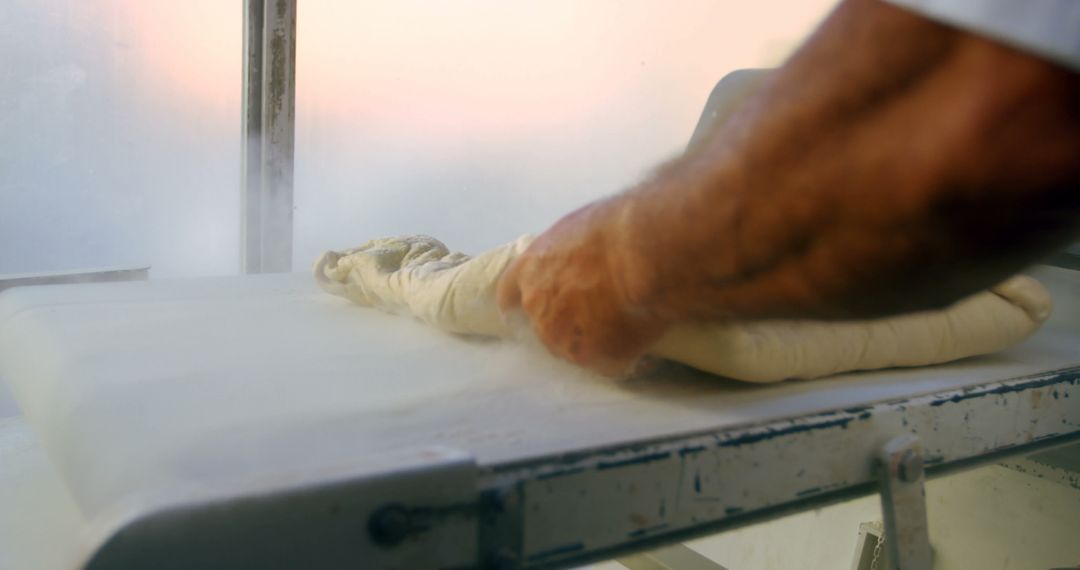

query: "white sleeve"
left=884, top=0, right=1080, bottom=72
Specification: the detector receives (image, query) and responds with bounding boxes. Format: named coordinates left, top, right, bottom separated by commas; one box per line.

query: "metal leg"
left=242, top=0, right=297, bottom=274
left=617, top=543, right=729, bottom=570
left=877, top=435, right=932, bottom=570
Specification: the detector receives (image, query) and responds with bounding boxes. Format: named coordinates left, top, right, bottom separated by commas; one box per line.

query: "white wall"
left=1, top=1, right=839, bottom=277
left=292, top=0, right=838, bottom=265
left=0, top=0, right=241, bottom=278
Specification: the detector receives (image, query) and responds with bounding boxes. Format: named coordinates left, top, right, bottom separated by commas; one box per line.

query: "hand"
left=496, top=197, right=670, bottom=376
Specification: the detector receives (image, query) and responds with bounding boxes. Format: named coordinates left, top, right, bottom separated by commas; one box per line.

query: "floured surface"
left=0, top=417, right=83, bottom=570
left=0, top=273, right=1077, bottom=560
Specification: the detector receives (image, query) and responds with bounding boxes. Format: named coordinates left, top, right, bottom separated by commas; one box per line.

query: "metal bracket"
left=877, top=435, right=932, bottom=570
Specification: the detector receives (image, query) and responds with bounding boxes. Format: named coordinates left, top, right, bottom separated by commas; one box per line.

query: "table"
left=1, top=267, right=1077, bottom=569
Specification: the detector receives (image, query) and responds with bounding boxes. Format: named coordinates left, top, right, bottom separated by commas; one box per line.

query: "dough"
left=314, top=235, right=1052, bottom=383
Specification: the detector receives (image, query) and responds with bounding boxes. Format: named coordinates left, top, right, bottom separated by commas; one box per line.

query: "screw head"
left=368, top=504, right=410, bottom=547
left=898, top=450, right=923, bottom=482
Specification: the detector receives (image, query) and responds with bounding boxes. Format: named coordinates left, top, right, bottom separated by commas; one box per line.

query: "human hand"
left=496, top=197, right=669, bottom=376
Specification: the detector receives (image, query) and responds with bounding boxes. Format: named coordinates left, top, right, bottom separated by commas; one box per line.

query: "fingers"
left=496, top=257, right=524, bottom=312
left=496, top=252, right=662, bottom=377
left=530, top=301, right=660, bottom=378
left=493, top=199, right=664, bottom=377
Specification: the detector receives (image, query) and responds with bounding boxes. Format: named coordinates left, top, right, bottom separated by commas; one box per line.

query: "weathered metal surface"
left=877, top=435, right=931, bottom=570
left=241, top=0, right=296, bottom=274
left=81, top=365, right=1079, bottom=569
left=241, top=0, right=265, bottom=273
left=4, top=363, right=1076, bottom=570
left=479, top=366, right=1080, bottom=568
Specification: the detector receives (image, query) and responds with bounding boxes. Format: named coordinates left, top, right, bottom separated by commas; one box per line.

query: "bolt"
left=368, top=504, right=411, bottom=547
left=480, top=486, right=519, bottom=521
left=898, top=450, right=923, bottom=482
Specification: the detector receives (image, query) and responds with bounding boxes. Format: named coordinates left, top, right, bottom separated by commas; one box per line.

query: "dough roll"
left=314, top=235, right=1051, bottom=383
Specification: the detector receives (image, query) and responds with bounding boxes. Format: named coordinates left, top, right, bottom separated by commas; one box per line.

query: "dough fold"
left=314, top=235, right=1051, bottom=383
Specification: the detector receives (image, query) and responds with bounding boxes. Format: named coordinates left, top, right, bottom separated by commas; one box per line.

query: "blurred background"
left=0, top=0, right=837, bottom=278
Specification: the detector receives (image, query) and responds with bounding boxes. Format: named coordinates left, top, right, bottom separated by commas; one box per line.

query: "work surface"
left=1, top=270, right=1078, bottom=568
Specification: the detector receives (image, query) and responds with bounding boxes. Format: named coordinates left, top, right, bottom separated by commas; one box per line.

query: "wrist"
left=604, top=183, right=678, bottom=324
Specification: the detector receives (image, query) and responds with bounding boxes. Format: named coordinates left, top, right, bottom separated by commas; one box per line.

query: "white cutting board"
left=1, top=271, right=1077, bottom=564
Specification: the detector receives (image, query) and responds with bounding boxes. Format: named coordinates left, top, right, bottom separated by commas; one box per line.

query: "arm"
left=497, top=0, right=1080, bottom=375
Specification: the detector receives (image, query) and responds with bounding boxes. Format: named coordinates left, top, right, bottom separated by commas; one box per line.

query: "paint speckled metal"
left=482, top=366, right=1080, bottom=568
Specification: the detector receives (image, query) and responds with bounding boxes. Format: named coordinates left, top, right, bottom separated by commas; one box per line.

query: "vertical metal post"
left=242, top=0, right=265, bottom=273
left=878, top=435, right=933, bottom=570
left=242, top=0, right=297, bottom=274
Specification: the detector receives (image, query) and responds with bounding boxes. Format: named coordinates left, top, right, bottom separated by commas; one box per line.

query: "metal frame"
left=0, top=267, right=149, bottom=293
left=473, top=366, right=1078, bottom=569
left=241, top=0, right=297, bottom=274
left=80, top=365, right=1080, bottom=569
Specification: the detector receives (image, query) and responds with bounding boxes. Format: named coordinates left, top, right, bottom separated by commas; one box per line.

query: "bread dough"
left=314, top=235, right=1052, bottom=382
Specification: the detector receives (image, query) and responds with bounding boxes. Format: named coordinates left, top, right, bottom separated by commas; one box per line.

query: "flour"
left=314, top=235, right=1051, bottom=382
